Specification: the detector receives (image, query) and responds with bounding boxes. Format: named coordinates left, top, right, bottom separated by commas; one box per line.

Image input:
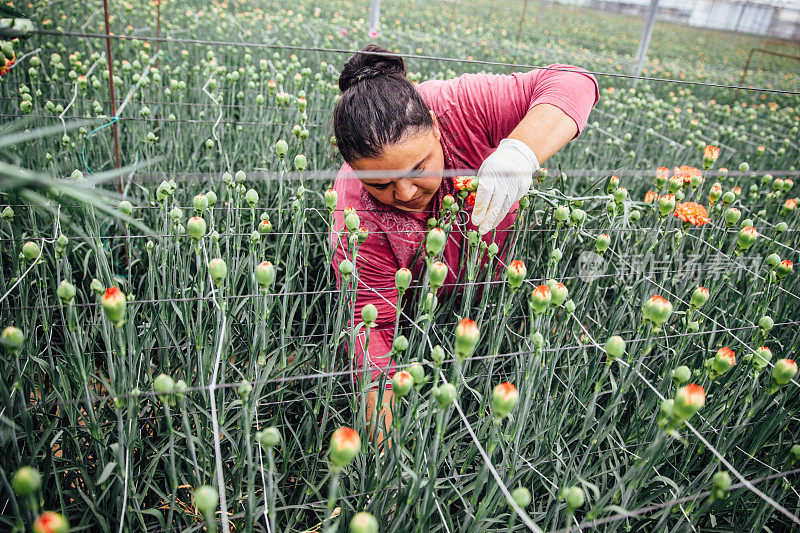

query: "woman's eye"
left=370, top=183, right=389, bottom=190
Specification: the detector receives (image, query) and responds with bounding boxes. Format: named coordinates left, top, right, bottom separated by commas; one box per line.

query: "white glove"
left=472, top=138, right=539, bottom=235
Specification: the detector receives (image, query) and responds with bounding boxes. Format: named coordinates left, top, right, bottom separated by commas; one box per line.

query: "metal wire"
left=30, top=29, right=800, bottom=96
left=20, top=316, right=799, bottom=413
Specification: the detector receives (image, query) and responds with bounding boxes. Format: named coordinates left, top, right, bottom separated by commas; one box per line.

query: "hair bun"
left=338, top=44, right=407, bottom=92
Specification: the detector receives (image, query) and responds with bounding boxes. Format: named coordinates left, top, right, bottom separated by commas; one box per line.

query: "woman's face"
left=351, top=111, right=444, bottom=212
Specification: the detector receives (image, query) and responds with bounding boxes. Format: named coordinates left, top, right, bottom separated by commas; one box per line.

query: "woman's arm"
left=463, top=65, right=599, bottom=232
left=507, top=103, right=579, bottom=164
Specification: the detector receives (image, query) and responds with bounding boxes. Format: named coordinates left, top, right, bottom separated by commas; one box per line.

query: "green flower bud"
left=349, top=512, right=378, bottom=533
left=255, top=261, right=276, bottom=289
left=771, top=358, right=798, bottom=387
left=571, top=208, right=587, bottom=225
left=90, top=278, right=104, bottom=296
left=153, top=373, right=174, bottom=404
left=193, top=194, right=209, bottom=213
left=428, top=261, right=448, bottom=289
left=395, top=268, right=412, bottom=292
left=12, top=466, right=41, bottom=496
left=595, top=233, right=611, bottom=254
left=22, top=241, right=40, bottom=261
left=554, top=205, right=569, bottom=223
left=392, top=335, right=408, bottom=354
left=2, top=206, right=14, bottom=220
left=257, top=218, right=273, bottom=234
left=193, top=485, right=219, bottom=517
left=454, top=318, right=480, bottom=361
left=256, top=426, right=281, bottom=448
left=169, top=207, right=184, bottom=224
left=235, top=170, right=247, bottom=184
left=432, top=382, right=456, bottom=408
left=187, top=216, right=207, bottom=240
left=430, top=345, right=445, bottom=366
left=206, top=190, right=217, bottom=206
left=737, top=226, right=758, bottom=250
left=119, top=200, right=133, bottom=216
left=564, top=299, right=576, bottom=313
left=294, top=154, right=307, bottom=171
left=487, top=242, right=499, bottom=256
left=392, top=371, right=414, bottom=398
left=426, top=227, right=446, bottom=255
left=174, top=379, right=187, bottom=399
left=492, top=382, right=518, bottom=418
left=671, top=365, right=691, bottom=384
left=673, top=383, right=705, bottom=420
left=245, top=188, right=259, bottom=207
left=57, top=280, right=76, bottom=305
left=345, top=211, right=361, bottom=233
left=1, top=326, right=24, bottom=351
left=766, top=253, right=781, bottom=268
left=563, top=486, right=585, bottom=511
left=758, top=315, right=774, bottom=332
left=550, top=248, right=563, bottom=263
left=509, top=487, right=532, bottom=509
left=407, top=360, right=425, bottom=386
left=274, top=139, right=288, bottom=158
left=101, top=287, right=127, bottom=326
left=338, top=259, right=354, bottom=277
left=237, top=381, right=252, bottom=399
left=329, top=427, right=360, bottom=469
left=325, top=189, right=338, bottom=212
left=712, top=471, right=732, bottom=499
left=604, top=335, right=625, bottom=361
left=361, top=304, right=378, bottom=326
left=791, top=444, right=800, bottom=463
left=750, top=346, right=773, bottom=371
left=690, top=287, right=709, bottom=308
left=208, top=258, right=227, bottom=285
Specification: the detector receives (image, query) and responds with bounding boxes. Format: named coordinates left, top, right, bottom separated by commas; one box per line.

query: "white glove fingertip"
left=472, top=183, right=493, bottom=226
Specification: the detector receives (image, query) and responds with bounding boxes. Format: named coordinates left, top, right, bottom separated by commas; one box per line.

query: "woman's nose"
left=393, top=179, right=418, bottom=202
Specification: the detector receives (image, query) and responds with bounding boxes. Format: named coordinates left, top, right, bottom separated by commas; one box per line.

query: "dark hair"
left=333, top=45, right=433, bottom=164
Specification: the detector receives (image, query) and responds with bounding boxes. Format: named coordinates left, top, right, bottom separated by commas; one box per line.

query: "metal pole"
left=368, top=0, right=381, bottom=36
left=631, top=0, right=659, bottom=86
left=102, top=0, right=122, bottom=187
left=515, top=0, right=529, bottom=46
left=155, top=0, right=161, bottom=69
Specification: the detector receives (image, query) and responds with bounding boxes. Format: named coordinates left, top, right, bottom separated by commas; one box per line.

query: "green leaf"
left=97, top=461, right=117, bottom=485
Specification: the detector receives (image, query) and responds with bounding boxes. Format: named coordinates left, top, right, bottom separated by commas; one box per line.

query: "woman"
left=330, top=44, right=598, bottom=444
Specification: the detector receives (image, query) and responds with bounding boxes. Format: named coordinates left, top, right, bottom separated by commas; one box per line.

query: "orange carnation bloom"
left=645, top=190, right=658, bottom=203
left=673, top=165, right=703, bottom=184
left=454, top=176, right=477, bottom=192
left=674, top=202, right=710, bottom=226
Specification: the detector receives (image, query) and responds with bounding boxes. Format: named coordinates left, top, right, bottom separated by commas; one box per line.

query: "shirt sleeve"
left=454, top=63, right=599, bottom=147
left=331, top=166, right=400, bottom=383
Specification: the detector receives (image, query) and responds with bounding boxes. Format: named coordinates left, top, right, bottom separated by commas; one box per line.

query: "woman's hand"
left=472, top=138, right=539, bottom=234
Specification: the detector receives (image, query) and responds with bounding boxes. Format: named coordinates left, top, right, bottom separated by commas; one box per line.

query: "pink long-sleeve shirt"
left=331, top=64, right=599, bottom=383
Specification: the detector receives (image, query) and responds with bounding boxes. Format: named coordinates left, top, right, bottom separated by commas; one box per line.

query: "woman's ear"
left=429, top=109, right=441, bottom=141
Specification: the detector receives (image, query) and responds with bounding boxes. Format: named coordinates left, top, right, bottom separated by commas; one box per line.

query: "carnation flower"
left=329, top=427, right=360, bottom=469
left=492, top=382, right=518, bottom=418
left=674, top=202, right=709, bottom=226
left=455, top=318, right=480, bottom=361
left=506, top=260, right=526, bottom=290
left=673, top=165, right=703, bottom=185
left=453, top=176, right=477, bottom=192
